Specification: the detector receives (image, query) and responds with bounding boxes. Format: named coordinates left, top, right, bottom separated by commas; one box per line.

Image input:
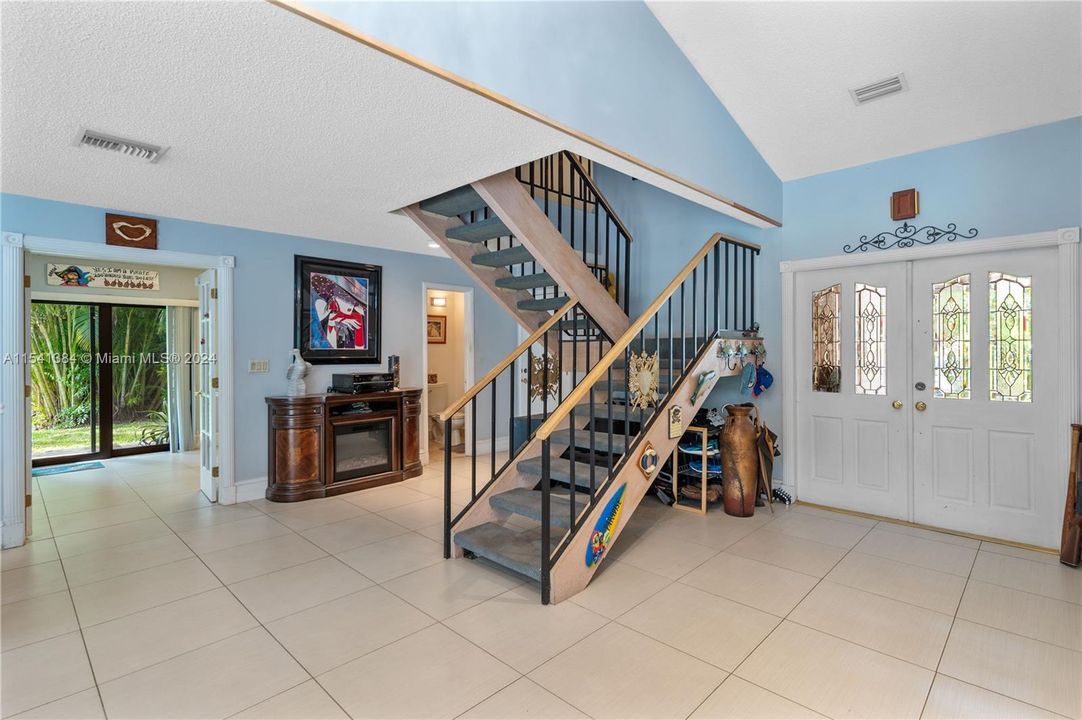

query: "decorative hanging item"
left=523, top=352, right=560, bottom=401
left=638, top=442, right=659, bottom=477
left=690, top=370, right=717, bottom=405
left=626, top=351, right=659, bottom=409
left=668, top=406, right=684, bottom=439
left=844, top=222, right=978, bottom=254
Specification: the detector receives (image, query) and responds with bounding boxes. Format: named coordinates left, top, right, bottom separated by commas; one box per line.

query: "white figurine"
left=286, top=348, right=310, bottom=396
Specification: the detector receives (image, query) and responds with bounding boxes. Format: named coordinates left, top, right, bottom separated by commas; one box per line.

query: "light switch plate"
left=249, top=359, right=270, bottom=373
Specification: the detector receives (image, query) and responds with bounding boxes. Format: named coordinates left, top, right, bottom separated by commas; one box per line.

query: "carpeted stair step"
left=455, top=522, right=562, bottom=581
left=419, top=185, right=487, bottom=218
left=570, top=402, right=655, bottom=424
left=446, top=216, right=511, bottom=243
left=518, top=295, right=570, bottom=312
left=495, top=272, right=555, bottom=290
left=550, top=427, right=631, bottom=454
left=471, top=245, right=535, bottom=267
left=517, top=456, right=612, bottom=491
left=539, top=317, right=596, bottom=332
left=489, top=487, right=586, bottom=529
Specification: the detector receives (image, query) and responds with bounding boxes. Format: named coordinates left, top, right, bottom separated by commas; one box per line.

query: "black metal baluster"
left=541, top=443, right=551, bottom=605
left=742, top=248, right=748, bottom=330
left=490, top=380, right=496, bottom=483
left=724, top=242, right=730, bottom=330
left=667, top=297, right=674, bottom=391
left=624, top=233, right=630, bottom=314
left=444, top=420, right=452, bottom=559
left=680, top=283, right=686, bottom=371
left=471, top=401, right=477, bottom=499
left=713, top=243, right=721, bottom=334
left=751, top=250, right=757, bottom=327
left=509, top=360, right=516, bottom=457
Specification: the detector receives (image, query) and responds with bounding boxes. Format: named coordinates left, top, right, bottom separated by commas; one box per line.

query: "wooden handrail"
left=440, top=296, right=579, bottom=422
left=562, top=152, right=635, bottom=243
left=534, top=232, right=758, bottom=440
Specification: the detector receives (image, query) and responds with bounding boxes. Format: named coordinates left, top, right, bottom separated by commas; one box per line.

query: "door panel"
left=196, top=269, right=218, bottom=502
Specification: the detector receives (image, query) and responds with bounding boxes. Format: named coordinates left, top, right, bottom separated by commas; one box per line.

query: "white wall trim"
left=1, top=233, right=28, bottom=548
left=30, top=291, right=199, bottom=308
left=233, top=477, right=267, bottom=504
left=780, top=226, right=1081, bottom=504
left=779, top=228, right=1070, bottom=273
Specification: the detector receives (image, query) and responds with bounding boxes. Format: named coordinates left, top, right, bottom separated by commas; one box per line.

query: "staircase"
left=408, top=154, right=763, bottom=603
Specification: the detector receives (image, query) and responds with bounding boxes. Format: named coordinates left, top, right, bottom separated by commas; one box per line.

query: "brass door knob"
left=892, top=400, right=903, bottom=409
left=915, top=401, right=928, bottom=412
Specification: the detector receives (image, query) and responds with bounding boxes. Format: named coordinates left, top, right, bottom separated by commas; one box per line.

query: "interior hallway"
left=2, top=453, right=1079, bottom=719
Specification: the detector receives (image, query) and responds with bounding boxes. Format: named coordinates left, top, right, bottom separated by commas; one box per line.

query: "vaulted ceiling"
left=649, top=1, right=1082, bottom=180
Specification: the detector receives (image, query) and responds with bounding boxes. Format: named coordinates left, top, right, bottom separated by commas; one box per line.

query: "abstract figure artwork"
left=294, top=255, right=382, bottom=364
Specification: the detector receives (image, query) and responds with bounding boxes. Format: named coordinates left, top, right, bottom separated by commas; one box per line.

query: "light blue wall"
left=782, top=117, right=1082, bottom=260
left=309, top=0, right=782, bottom=221
left=1, top=193, right=518, bottom=483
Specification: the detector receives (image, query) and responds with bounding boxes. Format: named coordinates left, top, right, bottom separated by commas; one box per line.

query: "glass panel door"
left=111, top=305, right=170, bottom=451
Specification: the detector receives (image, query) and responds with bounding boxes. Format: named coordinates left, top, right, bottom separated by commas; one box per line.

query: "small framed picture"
left=427, top=315, right=447, bottom=344
left=427, top=373, right=439, bottom=384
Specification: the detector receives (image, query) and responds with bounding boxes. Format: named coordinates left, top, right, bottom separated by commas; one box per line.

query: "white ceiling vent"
left=849, top=74, right=908, bottom=105
left=76, top=129, right=167, bottom=163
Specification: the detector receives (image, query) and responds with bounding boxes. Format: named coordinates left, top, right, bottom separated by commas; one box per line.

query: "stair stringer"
left=472, top=171, right=630, bottom=341
left=548, top=338, right=736, bottom=604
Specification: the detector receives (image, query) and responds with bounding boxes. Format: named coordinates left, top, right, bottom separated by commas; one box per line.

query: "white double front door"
left=794, top=245, right=1061, bottom=547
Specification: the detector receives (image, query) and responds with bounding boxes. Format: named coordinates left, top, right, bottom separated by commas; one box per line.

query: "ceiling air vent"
left=849, top=74, right=908, bottom=105
left=76, top=129, right=167, bottom=163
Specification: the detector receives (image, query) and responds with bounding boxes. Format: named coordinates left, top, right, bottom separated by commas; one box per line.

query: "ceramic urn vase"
left=719, top=404, right=759, bottom=517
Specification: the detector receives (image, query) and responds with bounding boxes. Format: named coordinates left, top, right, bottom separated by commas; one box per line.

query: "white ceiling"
left=649, top=1, right=1082, bottom=180
left=0, top=1, right=773, bottom=259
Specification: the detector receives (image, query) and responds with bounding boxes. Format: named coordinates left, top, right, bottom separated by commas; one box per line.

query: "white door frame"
left=420, top=282, right=475, bottom=464
left=780, top=227, right=1081, bottom=509
left=0, top=232, right=237, bottom=548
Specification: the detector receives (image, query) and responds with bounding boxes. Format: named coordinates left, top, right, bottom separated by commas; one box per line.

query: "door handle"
left=915, top=401, right=928, bottom=412
left=892, top=400, right=903, bottom=410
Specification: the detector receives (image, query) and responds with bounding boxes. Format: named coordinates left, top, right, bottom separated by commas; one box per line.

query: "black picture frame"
left=294, top=255, right=382, bottom=364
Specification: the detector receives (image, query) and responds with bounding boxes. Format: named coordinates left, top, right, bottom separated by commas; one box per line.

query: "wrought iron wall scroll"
left=845, top=222, right=978, bottom=254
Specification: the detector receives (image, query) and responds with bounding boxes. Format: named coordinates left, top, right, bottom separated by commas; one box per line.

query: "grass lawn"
left=32, top=421, right=162, bottom=455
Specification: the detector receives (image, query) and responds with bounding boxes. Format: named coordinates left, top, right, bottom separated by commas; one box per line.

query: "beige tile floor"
left=3, top=451, right=1080, bottom=719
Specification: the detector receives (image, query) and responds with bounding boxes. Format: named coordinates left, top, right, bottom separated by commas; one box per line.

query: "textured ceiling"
left=649, top=1, right=1082, bottom=180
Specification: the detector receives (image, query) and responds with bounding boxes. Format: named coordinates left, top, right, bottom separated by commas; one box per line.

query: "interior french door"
left=196, top=269, right=218, bottom=502
left=795, top=246, right=1062, bottom=547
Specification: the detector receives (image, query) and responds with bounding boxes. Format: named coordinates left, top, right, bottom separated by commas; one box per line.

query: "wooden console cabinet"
left=265, top=389, right=422, bottom=502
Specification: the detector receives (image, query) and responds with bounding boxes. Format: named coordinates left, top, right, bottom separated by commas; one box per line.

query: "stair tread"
left=517, top=456, right=613, bottom=491
left=495, top=272, right=555, bottom=290
left=446, top=216, right=511, bottom=243
left=420, top=186, right=487, bottom=218
left=551, top=427, right=632, bottom=453
left=472, top=245, right=535, bottom=267
left=455, top=522, right=560, bottom=581
left=490, top=488, right=586, bottom=529
left=518, top=295, right=570, bottom=312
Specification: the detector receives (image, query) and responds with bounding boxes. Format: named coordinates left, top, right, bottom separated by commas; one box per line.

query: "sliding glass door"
left=31, top=301, right=171, bottom=466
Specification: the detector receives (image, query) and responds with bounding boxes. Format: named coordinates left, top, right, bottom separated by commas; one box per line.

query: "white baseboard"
left=232, top=478, right=266, bottom=504
left=2, top=521, right=26, bottom=549
left=465, top=435, right=510, bottom=456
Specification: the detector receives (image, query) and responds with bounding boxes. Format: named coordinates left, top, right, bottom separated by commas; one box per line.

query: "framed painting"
left=295, top=255, right=382, bottom=364
left=427, top=315, right=447, bottom=344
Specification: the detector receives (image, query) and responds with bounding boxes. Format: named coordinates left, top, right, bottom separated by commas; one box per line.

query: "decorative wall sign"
left=295, top=255, right=382, bottom=364
left=523, top=353, right=560, bottom=401
left=46, top=263, right=159, bottom=290
left=844, top=222, right=978, bottom=254
left=585, top=483, right=626, bottom=567
left=890, top=189, right=919, bottom=221
left=638, top=442, right=659, bottom=477
left=627, top=351, right=659, bottom=409
left=105, top=213, right=157, bottom=249
left=668, top=406, right=684, bottom=438
left=426, top=315, right=447, bottom=344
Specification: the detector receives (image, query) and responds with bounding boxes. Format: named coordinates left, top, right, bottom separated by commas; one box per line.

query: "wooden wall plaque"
left=890, top=189, right=919, bottom=221
left=106, top=213, right=158, bottom=249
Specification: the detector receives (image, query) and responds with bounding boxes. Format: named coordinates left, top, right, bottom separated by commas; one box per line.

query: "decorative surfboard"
left=586, top=483, right=626, bottom=567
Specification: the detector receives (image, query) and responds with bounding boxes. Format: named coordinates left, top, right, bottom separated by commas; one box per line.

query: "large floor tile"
left=0, top=539, right=59, bottom=571
left=854, top=528, right=977, bottom=577
left=825, top=551, right=967, bottom=615
left=737, top=621, right=933, bottom=719
left=231, top=680, right=348, bottom=719
left=459, top=677, right=588, bottom=719
left=690, top=675, right=825, bottom=719
left=300, top=514, right=409, bottom=554
left=141, top=489, right=212, bottom=515
left=378, top=497, right=456, bottom=531
left=978, top=542, right=1061, bottom=566
left=175, top=514, right=292, bottom=554
left=70, top=557, right=221, bottom=627
left=10, top=688, right=105, bottom=720
left=381, top=559, right=521, bottom=620
left=1, top=632, right=96, bottom=717
left=82, top=587, right=258, bottom=683
left=99, top=627, right=308, bottom=719
left=318, top=624, right=518, bottom=719
left=530, top=622, right=725, bottom=719
left=922, top=674, right=1068, bottom=719
left=161, top=503, right=266, bottom=533
left=615, top=529, right=719, bottom=580
left=789, top=580, right=953, bottom=669
left=969, top=551, right=1082, bottom=604
left=567, top=561, right=671, bottom=619
left=53, top=517, right=172, bottom=559
left=619, top=583, right=780, bottom=671
left=761, top=511, right=871, bottom=549
left=1, top=590, right=79, bottom=652
left=873, top=521, right=981, bottom=549
left=342, top=484, right=432, bottom=512
left=445, top=584, right=608, bottom=673
left=228, top=556, right=372, bottom=623
left=681, top=552, right=818, bottom=617
left=652, top=509, right=769, bottom=549
left=938, top=619, right=1082, bottom=718
left=958, top=580, right=1081, bottom=651
left=199, top=532, right=327, bottom=584
left=334, top=531, right=443, bottom=583
left=267, top=586, right=432, bottom=675
left=727, top=529, right=847, bottom=578
left=49, top=501, right=155, bottom=537
left=61, top=533, right=193, bottom=587
left=789, top=504, right=879, bottom=528
left=1, top=560, right=68, bottom=605
left=42, top=487, right=142, bottom=517
left=257, top=497, right=369, bottom=532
